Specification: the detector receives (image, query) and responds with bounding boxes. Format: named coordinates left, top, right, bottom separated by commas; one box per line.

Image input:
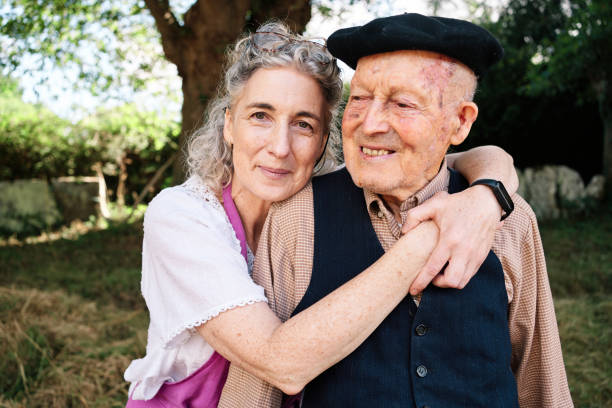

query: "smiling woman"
left=223, top=67, right=328, bottom=249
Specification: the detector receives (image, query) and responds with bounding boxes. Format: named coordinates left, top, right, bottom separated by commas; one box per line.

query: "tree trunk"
left=602, top=96, right=612, bottom=199
left=592, top=74, right=612, bottom=198
left=116, top=155, right=128, bottom=208
left=145, top=0, right=311, bottom=184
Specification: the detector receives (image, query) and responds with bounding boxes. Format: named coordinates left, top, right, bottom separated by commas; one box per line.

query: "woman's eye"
left=297, top=121, right=313, bottom=130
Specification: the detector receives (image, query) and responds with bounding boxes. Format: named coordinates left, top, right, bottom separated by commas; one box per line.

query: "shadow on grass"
left=0, top=221, right=145, bottom=310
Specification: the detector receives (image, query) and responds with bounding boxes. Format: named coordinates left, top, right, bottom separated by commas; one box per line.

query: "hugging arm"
left=404, top=145, right=518, bottom=293
left=198, top=219, right=438, bottom=394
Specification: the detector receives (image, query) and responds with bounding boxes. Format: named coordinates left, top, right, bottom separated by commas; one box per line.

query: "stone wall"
left=0, top=177, right=103, bottom=237
left=517, top=165, right=605, bottom=220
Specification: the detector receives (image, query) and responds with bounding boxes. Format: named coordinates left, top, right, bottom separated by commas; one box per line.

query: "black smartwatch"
left=469, top=179, right=514, bottom=221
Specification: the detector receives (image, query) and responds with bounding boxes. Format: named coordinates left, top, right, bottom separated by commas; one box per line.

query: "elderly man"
left=221, top=13, right=572, bottom=408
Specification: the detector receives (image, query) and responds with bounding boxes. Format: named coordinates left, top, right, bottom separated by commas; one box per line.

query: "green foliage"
left=0, top=92, right=90, bottom=180
left=0, top=85, right=179, bottom=203
left=0, top=0, right=159, bottom=96
left=523, top=0, right=611, bottom=102
left=458, top=0, right=605, bottom=182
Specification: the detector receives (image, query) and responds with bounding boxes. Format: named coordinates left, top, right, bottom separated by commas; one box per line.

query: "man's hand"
left=402, top=185, right=503, bottom=295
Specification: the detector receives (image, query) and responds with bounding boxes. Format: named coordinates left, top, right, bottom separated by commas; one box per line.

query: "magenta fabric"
left=222, top=183, right=248, bottom=260
left=126, top=184, right=250, bottom=407
left=126, top=352, right=230, bottom=408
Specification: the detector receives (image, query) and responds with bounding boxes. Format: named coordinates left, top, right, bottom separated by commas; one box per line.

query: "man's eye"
left=396, top=102, right=414, bottom=109
left=252, top=112, right=266, bottom=120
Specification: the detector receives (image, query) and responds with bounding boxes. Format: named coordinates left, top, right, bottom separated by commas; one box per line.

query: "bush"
left=1, top=88, right=179, bottom=204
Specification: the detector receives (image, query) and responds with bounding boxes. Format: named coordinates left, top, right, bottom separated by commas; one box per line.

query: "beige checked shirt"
left=219, top=166, right=573, bottom=408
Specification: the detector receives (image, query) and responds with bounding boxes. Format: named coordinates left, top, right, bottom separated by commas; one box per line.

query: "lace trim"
left=180, top=175, right=242, bottom=254
left=182, top=175, right=224, bottom=213
left=163, top=296, right=268, bottom=349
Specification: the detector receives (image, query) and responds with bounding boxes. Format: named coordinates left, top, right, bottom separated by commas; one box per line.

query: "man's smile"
left=360, top=146, right=395, bottom=158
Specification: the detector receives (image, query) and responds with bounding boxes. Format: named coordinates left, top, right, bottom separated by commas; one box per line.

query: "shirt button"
left=416, top=365, right=428, bottom=378
left=415, top=324, right=428, bottom=336
left=377, top=211, right=383, bottom=218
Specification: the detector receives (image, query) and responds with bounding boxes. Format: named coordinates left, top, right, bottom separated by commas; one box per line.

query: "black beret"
left=327, top=13, right=504, bottom=78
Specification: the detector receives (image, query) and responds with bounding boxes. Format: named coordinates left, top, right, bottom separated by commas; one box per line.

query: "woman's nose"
left=267, top=124, right=291, bottom=158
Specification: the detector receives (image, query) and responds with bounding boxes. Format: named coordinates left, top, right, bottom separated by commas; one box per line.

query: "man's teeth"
left=362, top=147, right=391, bottom=156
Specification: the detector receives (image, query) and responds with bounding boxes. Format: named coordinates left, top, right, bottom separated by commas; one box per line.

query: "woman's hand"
left=402, top=185, right=503, bottom=295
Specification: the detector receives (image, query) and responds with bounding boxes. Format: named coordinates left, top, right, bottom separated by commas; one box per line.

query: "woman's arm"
left=447, top=145, right=518, bottom=194
left=405, top=144, right=519, bottom=293
left=197, top=221, right=438, bottom=395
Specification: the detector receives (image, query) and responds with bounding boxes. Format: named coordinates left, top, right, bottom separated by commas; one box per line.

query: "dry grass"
left=0, top=286, right=147, bottom=407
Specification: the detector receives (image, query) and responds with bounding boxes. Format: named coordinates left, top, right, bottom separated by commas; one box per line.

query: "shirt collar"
left=364, top=159, right=451, bottom=237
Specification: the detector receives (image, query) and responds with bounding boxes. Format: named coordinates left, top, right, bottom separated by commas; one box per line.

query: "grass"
left=0, top=205, right=610, bottom=407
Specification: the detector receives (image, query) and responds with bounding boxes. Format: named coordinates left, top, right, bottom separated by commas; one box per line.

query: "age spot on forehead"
left=419, top=56, right=457, bottom=108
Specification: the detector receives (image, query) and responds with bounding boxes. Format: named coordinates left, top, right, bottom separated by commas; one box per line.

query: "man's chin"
left=353, top=178, right=398, bottom=196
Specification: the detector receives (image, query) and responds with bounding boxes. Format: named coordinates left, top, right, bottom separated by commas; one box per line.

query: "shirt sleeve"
left=141, top=188, right=267, bottom=349
left=496, top=195, right=573, bottom=407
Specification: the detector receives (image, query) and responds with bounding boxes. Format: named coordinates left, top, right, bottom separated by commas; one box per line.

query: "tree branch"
left=143, top=0, right=184, bottom=66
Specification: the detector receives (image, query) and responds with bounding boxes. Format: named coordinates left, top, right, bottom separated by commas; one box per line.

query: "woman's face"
left=224, top=67, right=328, bottom=202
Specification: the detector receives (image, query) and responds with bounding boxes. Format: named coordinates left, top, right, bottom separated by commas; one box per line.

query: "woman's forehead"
left=236, top=67, right=326, bottom=113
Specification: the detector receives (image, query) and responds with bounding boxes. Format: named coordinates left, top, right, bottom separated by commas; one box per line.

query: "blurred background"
left=0, top=0, right=610, bottom=406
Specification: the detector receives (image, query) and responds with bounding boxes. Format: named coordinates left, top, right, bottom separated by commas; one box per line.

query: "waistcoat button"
left=415, top=323, right=428, bottom=336
left=416, top=365, right=428, bottom=377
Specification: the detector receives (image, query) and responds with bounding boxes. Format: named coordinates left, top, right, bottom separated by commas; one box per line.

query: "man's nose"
left=361, top=101, right=390, bottom=135
left=267, top=124, right=291, bottom=158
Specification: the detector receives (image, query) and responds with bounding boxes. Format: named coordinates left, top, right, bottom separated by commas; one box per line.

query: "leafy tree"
left=77, top=104, right=179, bottom=206
left=455, top=0, right=605, bottom=192
left=1, top=0, right=312, bottom=182
left=0, top=76, right=83, bottom=180
left=523, top=0, right=612, bottom=193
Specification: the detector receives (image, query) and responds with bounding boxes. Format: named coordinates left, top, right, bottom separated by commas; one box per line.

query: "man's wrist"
left=469, top=179, right=515, bottom=220
left=470, top=184, right=503, bottom=219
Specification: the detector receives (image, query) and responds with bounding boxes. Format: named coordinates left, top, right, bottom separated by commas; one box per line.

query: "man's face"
left=342, top=50, right=472, bottom=205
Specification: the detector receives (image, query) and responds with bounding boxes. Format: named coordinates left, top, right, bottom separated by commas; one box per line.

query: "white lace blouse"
left=124, top=176, right=267, bottom=400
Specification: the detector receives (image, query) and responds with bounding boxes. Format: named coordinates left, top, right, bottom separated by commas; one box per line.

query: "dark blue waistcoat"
left=292, top=168, right=518, bottom=408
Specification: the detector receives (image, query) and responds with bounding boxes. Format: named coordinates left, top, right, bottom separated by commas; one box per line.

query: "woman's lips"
left=259, top=166, right=291, bottom=178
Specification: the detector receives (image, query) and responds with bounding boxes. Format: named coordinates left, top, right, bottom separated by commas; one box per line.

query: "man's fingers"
left=432, top=258, right=467, bottom=289
left=409, top=247, right=449, bottom=295
left=402, top=205, right=434, bottom=234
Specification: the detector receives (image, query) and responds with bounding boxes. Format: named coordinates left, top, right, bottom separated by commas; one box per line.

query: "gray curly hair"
left=186, top=21, right=343, bottom=193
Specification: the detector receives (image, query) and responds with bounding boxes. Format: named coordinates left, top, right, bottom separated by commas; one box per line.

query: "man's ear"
left=223, top=108, right=233, bottom=146
left=450, top=101, right=478, bottom=146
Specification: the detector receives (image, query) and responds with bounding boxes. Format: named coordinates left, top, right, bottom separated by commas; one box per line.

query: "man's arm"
left=404, top=145, right=519, bottom=294
left=499, top=196, right=573, bottom=407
